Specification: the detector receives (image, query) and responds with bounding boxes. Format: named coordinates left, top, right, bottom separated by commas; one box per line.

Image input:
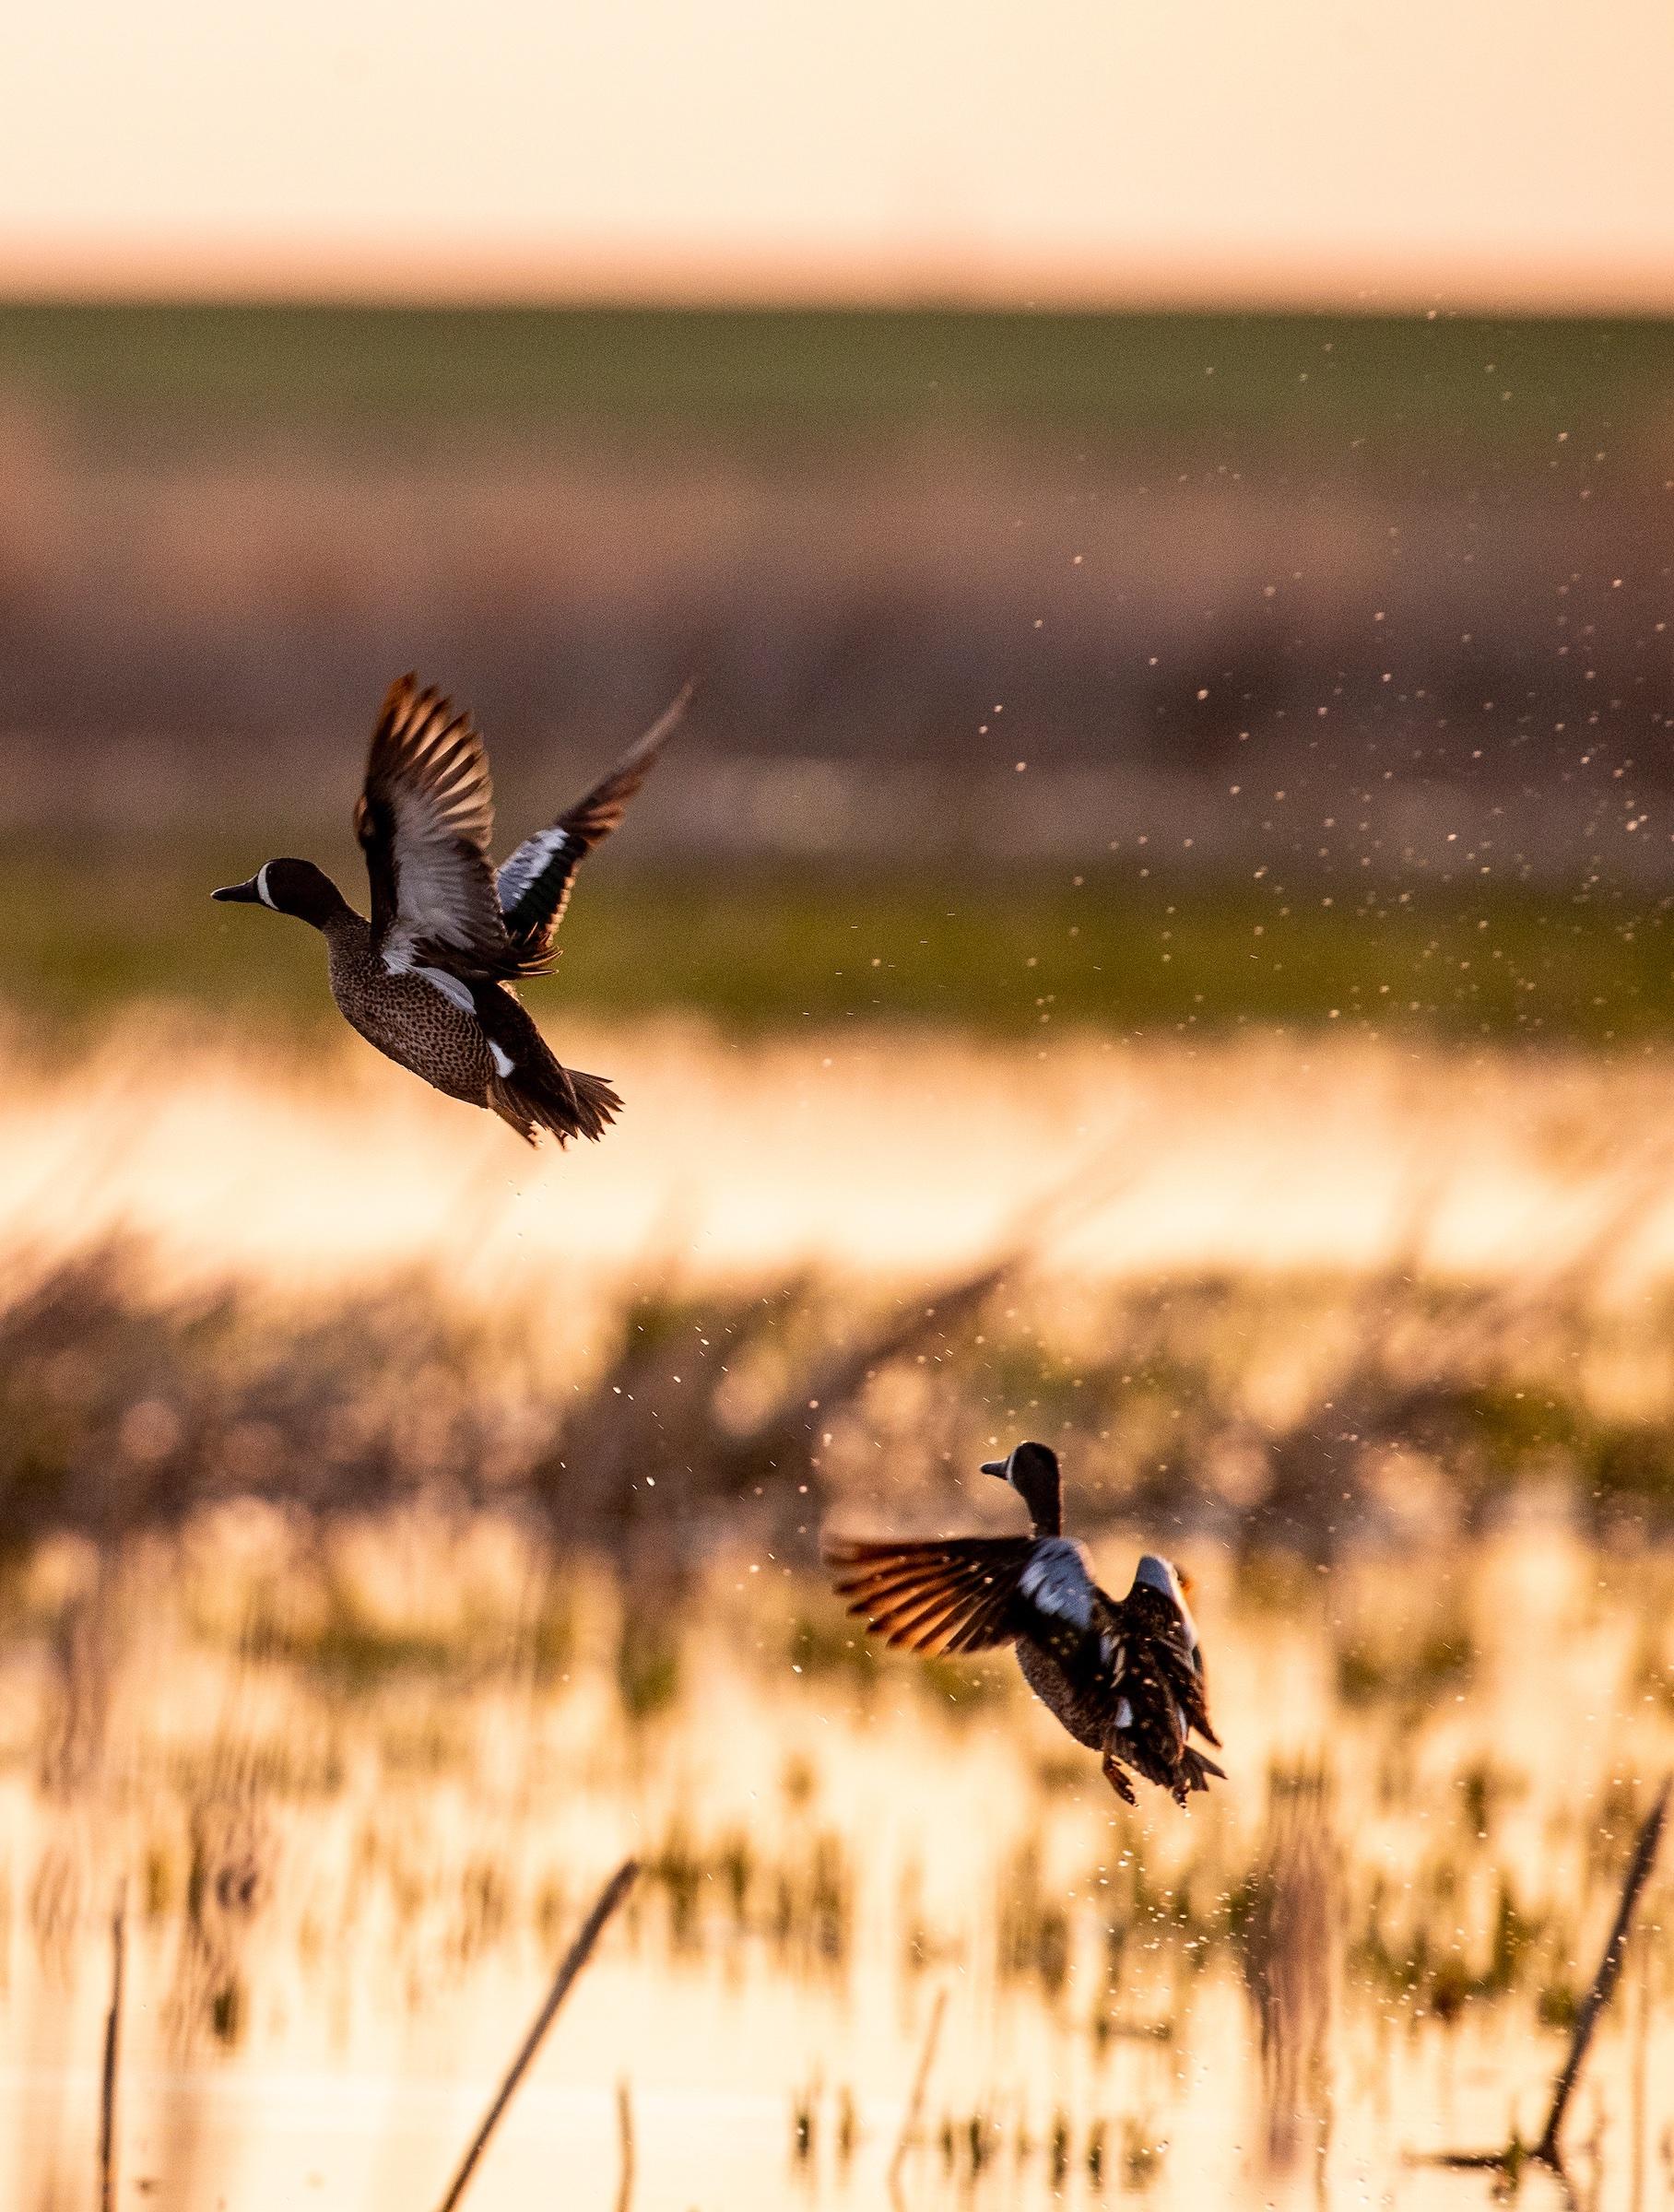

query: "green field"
left=3, top=303, right=1669, bottom=1048
left=2, top=301, right=1669, bottom=460
left=2, top=844, right=1666, bottom=1044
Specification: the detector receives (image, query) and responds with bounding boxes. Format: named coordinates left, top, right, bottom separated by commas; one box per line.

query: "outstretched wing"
left=498, top=682, right=692, bottom=962
left=355, top=676, right=521, bottom=979
left=824, top=1535, right=1043, bottom=1656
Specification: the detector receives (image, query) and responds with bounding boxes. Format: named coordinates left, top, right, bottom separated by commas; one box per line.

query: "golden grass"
left=0, top=1019, right=1669, bottom=2206
left=6, top=1014, right=1674, bottom=1308
left=0, top=1510, right=1668, bottom=2209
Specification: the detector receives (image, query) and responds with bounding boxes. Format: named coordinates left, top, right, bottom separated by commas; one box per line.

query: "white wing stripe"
left=383, top=953, right=478, bottom=1018
left=498, top=827, right=575, bottom=915
left=1019, top=1538, right=1095, bottom=1628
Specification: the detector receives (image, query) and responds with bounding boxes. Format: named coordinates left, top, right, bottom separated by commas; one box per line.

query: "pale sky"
left=4, top=0, right=1673, bottom=306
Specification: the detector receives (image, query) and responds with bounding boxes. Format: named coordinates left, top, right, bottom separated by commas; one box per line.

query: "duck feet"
left=1100, top=1749, right=1137, bottom=1805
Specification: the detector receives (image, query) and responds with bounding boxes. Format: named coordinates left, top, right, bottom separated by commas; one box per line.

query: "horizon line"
left=4, top=233, right=1674, bottom=319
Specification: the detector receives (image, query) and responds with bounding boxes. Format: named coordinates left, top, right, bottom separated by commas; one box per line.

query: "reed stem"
left=1534, top=1779, right=1668, bottom=2168
left=432, top=1859, right=639, bottom=2212
left=98, top=1888, right=126, bottom=2212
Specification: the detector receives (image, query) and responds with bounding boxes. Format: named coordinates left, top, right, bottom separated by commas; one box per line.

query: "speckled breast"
left=326, top=935, right=494, bottom=1103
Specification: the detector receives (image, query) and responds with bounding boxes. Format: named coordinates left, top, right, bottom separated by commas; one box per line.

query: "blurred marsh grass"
left=0, top=1029, right=1671, bottom=2202
left=5, top=1508, right=1670, bottom=2209
left=8, top=1195, right=1674, bottom=1560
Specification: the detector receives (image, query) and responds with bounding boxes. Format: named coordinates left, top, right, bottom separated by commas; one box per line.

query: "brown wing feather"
left=1157, top=1618, right=1220, bottom=1747
left=1115, top=1585, right=1220, bottom=1747
left=824, top=1535, right=1034, bottom=1657
left=1181, top=1660, right=1220, bottom=1748
left=356, top=676, right=523, bottom=978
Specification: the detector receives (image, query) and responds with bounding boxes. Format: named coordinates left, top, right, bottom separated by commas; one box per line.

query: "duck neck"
left=317, top=900, right=367, bottom=943
left=1030, top=1483, right=1062, bottom=1538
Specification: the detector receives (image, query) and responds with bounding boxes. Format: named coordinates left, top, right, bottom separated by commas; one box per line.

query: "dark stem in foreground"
left=1535, top=1776, right=1668, bottom=2167
left=432, top=1859, right=640, bottom=2212
left=614, top=2077, right=635, bottom=2212
left=98, top=1888, right=126, bottom=2212
left=1414, top=1774, right=1668, bottom=2187
left=888, top=1986, right=948, bottom=2193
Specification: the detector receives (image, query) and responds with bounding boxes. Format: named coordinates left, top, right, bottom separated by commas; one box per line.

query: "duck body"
left=1014, top=1613, right=1116, bottom=1752
left=320, top=912, right=617, bottom=1139
left=324, top=914, right=495, bottom=1103
left=213, top=675, right=688, bottom=1147
left=825, top=1442, right=1224, bottom=1807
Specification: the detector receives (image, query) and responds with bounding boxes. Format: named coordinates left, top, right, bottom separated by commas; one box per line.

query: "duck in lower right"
left=824, top=1440, right=1225, bottom=1807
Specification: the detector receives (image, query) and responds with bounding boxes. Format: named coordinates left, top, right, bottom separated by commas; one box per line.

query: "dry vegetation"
left=0, top=1188, right=1669, bottom=2198
left=2, top=308, right=1671, bottom=900
left=1, top=1502, right=1669, bottom=2208
left=4, top=300, right=1674, bottom=2206
left=6, top=1205, right=1674, bottom=1567
left=0, top=1021, right=1670, bottom=2204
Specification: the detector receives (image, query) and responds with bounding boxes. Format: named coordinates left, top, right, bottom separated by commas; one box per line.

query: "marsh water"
left=3, top=1517, right=1671, bottom=2212
left=10, top=1016, right=1674, bottom=1298
left=0, top=1026, right=1670, bottom=2211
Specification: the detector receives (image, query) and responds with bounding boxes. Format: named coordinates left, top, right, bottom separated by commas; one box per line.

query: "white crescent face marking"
left=255, top=862, right=276, bottom=909
left=1020, top=1537, right=1094, bottom=1627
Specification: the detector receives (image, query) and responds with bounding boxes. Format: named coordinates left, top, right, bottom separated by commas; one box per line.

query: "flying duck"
left=825, top=1441, right=1224, bottom=1806
left=213, top=674, right=689, bottom=1146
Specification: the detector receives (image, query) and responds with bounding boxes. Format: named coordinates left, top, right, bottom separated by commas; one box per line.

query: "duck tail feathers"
left=489, top=1061, right=621, bottom=1147
left=1184, top=1747, right=1227, bottom=1793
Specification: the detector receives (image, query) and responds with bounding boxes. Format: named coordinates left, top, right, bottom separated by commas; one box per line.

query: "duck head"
left=212, top=859, right=352, bottom=929
left=980, top=1440, right=1062, bottom=1535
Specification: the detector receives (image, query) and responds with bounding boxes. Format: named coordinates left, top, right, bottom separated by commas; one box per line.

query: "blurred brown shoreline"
left=0, top=306, right=1668, bottom=882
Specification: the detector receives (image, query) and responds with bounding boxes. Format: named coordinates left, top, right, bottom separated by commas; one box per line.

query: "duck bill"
left=980, top=1457, right=1009, bottom=1477
left=211, top=877, right=263, bottom=903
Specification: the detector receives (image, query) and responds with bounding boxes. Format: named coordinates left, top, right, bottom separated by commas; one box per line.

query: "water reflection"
left=1, top=1513, right=1668, bottom=2210
left=5, top=1017, right=1674, bottom=1304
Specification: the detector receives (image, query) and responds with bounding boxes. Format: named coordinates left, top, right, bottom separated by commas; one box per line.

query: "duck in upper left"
left=213, top=673, right=690, bottom=1146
